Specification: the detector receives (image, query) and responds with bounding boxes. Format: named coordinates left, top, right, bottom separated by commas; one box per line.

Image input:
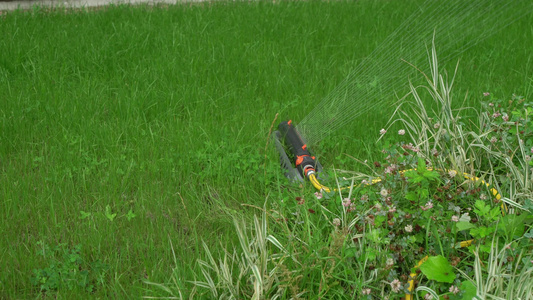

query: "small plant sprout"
left=79, top=211, right=91, bottom=220
left=126, top=209, right=136, bottom=221
left=105, top=205, right=117, bottom=222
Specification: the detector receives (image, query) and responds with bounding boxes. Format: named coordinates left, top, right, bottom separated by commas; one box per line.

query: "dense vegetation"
left=1, top=1, right=532, bottom=298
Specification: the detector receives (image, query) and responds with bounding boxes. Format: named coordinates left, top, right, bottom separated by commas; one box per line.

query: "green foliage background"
left=0, top=1, right=532, bottom=298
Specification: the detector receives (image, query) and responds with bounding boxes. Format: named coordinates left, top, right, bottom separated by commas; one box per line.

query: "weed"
left=31, top=241, right=109, bottom=295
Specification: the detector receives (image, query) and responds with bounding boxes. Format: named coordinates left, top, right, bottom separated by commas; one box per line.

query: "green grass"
left=0, top=0, right=532, bottom=298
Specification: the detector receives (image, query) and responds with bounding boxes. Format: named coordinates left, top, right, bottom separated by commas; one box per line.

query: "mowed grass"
left=0, top=1, right=532, bottom=298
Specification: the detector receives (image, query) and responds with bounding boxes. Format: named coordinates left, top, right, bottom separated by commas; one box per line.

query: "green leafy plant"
left=126, top=209, right=136, bottom=221
left=31, top=241, right=109, bottom=294
left=420, top=255, right=455, bottom=283
left=105, top=205, right=117, bottom=222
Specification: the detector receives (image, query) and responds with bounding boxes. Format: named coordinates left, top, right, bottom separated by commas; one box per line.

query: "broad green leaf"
left=375, top=215, right=386, bottom=227
left=488, top=207, right=501, bottom=221
left=344, top=246, right=357, bottom=258
left=417, top=157, right=427, bottom=173
left=411, top=176, right=426, bottom=183
left=480, top=244, right=492, bottom=253
left=366, top=249, right=377, bottom=261
left=405, top=191, right=418, bottom=201
left=460, top=280, right=477, bottom=300
left=419, top=189, right=429, bottom=199
left=470, top=226, right=494, bottom=238
left=404, top=170, right=419, bottom=178
left=459, top=213, right=471, bottom=222
left=419, top=255, right=456, bottom=283
left=456, top=221, right=476, bottom=231
left=423, top=170, right=440, bottom=180
left=474, top=200, right=491, bottom=216
left=498, top=214, right=526, bottom=238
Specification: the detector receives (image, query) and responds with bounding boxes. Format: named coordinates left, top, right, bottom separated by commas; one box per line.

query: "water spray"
left=296, top=0, right=533, bottom=146
left=274, top=120, right=505, bottom=299
left=273, top=1, right=530, bottom=297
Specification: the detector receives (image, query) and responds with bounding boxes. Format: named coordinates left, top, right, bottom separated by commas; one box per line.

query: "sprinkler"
left=274, top=120, right=505, bottom=299
left=274, top=120, right=323, bottom=182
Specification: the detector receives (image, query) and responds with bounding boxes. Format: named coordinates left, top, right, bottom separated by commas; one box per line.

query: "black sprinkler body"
left=275, top=120, right=322, bottom=181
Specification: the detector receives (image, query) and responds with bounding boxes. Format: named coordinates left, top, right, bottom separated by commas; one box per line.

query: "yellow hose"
left=307, top=169, right=504, bottom=299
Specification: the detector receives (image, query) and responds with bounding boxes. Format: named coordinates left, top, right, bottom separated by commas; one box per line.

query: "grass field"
left=1, top=1, right=532, bottom=298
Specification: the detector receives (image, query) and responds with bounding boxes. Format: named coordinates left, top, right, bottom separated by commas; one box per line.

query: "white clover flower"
left=398, top=129, right=406, bottom=135
left=362, top=288, right=371, bottom=295
left=490, top=137, right=498, bottom=143
left=405, top=225, right=413, bottom=232
left=380, top=188, right=388, bottom=197
left=449, top=285, right=460, bottom=295
left=332, top=218, right=341, bottom=227
left=421, top=201, right=434, bottom=211
left=451, top=215, right=459, bottom=222
left=484, top=92, right=491, bottom=97
left=390, top=279, right=401, bottom=293
left=380, top=128, right=387, bottom=135
left=434, top=123, right=440, bottom=129
left=424, top=293, right=434, bottom=300
left=342, top=198, right=351, bottom=207
left=386, top=257, right=394, bottom=266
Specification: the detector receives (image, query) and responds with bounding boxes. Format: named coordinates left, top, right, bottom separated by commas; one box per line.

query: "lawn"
left=0, top=0, right=532, bottom=298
